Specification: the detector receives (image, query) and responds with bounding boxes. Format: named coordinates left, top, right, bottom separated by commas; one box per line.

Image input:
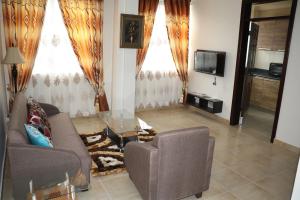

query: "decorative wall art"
left=120, top=14, right=144, bottom=48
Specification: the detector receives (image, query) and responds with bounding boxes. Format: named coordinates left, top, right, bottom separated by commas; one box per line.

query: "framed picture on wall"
left=120, top=14, right=144, bottom=49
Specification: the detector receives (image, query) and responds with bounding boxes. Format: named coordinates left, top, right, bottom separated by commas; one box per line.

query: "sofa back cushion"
left=152, top=127, right=209, bottom=200
left=8, top=92, right=29, bottom=144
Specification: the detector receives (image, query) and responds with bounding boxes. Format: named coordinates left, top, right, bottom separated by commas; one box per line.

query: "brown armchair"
left=124, top=127, right=215, bottom=200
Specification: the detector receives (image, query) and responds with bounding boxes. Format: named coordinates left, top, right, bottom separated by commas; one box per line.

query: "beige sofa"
left=124, top=127, right=215, bottom=200
left=7, top=92, right=91, bottom=199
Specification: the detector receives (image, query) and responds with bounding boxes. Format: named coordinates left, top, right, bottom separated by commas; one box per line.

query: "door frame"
left=230, top=0, right=298, bottom=143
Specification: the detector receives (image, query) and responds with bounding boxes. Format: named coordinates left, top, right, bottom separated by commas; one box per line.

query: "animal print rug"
left=79, top=129, right=156, bottom=176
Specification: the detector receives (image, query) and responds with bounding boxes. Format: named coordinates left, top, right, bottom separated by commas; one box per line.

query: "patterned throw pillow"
left=24, top=124, right=53, bottom=148
left=28, top=115, right=52, bottom=141
left=27, top=97, right=51, bottom=130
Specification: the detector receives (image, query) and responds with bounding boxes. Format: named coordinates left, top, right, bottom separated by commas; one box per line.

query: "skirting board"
left=274, top=139, right=300, bottom=154
left=187, top=105, right=230, bottom=125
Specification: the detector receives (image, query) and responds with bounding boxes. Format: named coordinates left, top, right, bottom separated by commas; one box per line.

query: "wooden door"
left=241, top=22, right=259, bottom=117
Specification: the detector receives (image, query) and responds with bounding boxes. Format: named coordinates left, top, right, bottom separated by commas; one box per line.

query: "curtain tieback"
left=94, top=83, right=105, bottom=105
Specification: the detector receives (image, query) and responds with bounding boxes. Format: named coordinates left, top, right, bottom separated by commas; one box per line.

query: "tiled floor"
left=3, top=107, right=299, bottom=200
left=243, top=106, right=275, bottom=141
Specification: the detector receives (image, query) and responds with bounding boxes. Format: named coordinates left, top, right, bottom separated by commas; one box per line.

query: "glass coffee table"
left=99, top=110, right=152, bottom=149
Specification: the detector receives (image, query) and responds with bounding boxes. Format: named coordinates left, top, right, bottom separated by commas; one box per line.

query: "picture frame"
left=120, top=14, right=144, bottom=49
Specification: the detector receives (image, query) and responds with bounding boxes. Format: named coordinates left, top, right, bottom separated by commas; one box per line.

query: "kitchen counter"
left=248, top=68, right=281, bottom=80
left=250, top=74, right=280, bottom=112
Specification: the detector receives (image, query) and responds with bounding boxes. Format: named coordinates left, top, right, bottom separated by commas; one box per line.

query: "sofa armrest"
left=203, top=136, right=215, bottom=190
left=8, top=144, right=82, bottom=199
left=124, top=142, right=159, bottom=200
left=39, top=103, right=60, bottom=117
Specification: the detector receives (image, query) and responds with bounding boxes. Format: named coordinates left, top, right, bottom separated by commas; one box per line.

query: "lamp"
left=1, top=47, right=25, bottom=95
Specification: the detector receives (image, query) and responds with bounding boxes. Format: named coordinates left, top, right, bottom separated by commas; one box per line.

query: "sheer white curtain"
left=26, top=0, right=96, bottom=117
left=135, top=4, right=182, bottom=109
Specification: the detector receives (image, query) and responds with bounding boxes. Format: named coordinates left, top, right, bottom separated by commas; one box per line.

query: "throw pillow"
left=28, top=115, right=52, bottom=141
left=24, top=124, right=53, bottom=148
left=27, top=97, right=51, bottom=130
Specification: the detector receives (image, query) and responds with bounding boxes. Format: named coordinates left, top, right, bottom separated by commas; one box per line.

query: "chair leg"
left=195, top=192, right=202, bottom=198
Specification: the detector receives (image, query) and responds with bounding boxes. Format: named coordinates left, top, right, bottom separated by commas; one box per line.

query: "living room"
left=0, top=0, right=300, bottom=199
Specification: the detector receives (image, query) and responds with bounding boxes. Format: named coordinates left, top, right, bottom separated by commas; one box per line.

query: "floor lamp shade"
left=2, top=47, right=25, bottom=95
left=2, top=47, right=25, bottom=64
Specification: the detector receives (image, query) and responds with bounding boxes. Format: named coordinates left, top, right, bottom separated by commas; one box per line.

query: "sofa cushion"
left=28, top=115, right=52, bottom=141
left=48, top=113, right=91, bottom=178
left=27, top=97, right=51, bottom=130
left=24, top=124, right=53, bottom=148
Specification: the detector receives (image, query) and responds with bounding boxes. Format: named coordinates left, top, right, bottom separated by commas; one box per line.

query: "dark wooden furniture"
left=187, top=93, right=223, bottom=114
left=256, top=19, right=289, bottom=51
left=106, top=127, right=138, bottom=149
left=250, top=76, right=280, bottom=111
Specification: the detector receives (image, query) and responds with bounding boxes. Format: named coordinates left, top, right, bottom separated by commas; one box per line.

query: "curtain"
left=2, top=0, right=47, bottom=93
left=136, top=4, right=182, bottom=109
left=164, top=0, right=190, bottom=103
left=59, top=0, right=109, bottom=111
left=136, top=71, right=182, bottom=109
left=26, top=0, right=96, bottom=117
left=136, top=0, right=159, bottom=76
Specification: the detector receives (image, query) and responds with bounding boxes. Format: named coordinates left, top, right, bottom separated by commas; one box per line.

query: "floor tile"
left=230, top=182, right=279, bottom=200
left=101, top=173, right=140, bottom=199
left=204, top=192, right=239, bottom=200
left=212, top=167, right=251, bottom=190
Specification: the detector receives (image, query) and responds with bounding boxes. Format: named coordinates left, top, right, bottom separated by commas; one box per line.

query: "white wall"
left=254, top=50, right=284, bottom=70
left=276, top=2, right=300, bottom=148
left=188, top=0, right=242, bottom=120
left=103, top=0, right=115, bottom=108
left=102, top=0, right=138, bottom=114
left=111, top=0, right=138, bottom=117
left=292, top=158, right=300, bottom=200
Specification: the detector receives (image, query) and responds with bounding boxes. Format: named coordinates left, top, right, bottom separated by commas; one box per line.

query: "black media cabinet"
left=187, top=93, right=223, bottom=113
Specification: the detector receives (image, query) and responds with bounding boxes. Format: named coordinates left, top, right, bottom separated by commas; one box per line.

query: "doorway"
left=230, top=0, right=298, bottom=142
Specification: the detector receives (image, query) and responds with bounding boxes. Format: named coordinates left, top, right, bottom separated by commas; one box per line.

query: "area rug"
left=79, top=129, right=157, bottom=176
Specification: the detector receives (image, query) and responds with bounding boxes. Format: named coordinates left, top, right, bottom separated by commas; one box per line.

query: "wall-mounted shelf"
left=187, top=93, right=223, bottom=113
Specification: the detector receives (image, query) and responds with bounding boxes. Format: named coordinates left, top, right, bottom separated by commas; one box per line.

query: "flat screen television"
left=194, top=50, right=226, bottom=77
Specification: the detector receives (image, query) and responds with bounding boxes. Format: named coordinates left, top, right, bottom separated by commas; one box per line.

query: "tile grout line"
left=213, top=158, right=279, bottom=199
left=98, top=178, right=113, bottom=200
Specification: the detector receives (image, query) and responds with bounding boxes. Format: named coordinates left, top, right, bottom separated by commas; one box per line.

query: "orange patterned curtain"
left=136, top=0, right=159, bottom=76
left=2, top=0, right=47, bottom=93
left=164, top=0, right=190, bottom=103
left=59, top=0, right=109, bottom=111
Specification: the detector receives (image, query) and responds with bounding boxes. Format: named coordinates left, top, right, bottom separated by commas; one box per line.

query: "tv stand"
left=187, top=93, right=223, bottom=113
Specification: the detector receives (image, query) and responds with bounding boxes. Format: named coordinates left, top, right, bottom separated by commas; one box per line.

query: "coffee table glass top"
left=99, top=110, right=152, bottom=135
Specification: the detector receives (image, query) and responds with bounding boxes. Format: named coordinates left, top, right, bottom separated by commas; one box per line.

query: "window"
left=141, top=4, right=177, bottom=73
left=135, top=4, right=182, bottom=109
left=32, top=0, right=82, bottom=76
left=26, top=0, right=95, bottom=117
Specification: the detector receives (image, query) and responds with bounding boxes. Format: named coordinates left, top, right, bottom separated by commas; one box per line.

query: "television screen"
left=194, top=50, right=226, bottom=77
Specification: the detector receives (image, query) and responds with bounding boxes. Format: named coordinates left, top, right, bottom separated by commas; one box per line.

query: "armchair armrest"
left=203, top=136, right=215, bottom=190
left=8, top=144, right=81, bottom=199
left=124, top=142, right=159, bottom=200
left=39, top=103, right=60, bottom=117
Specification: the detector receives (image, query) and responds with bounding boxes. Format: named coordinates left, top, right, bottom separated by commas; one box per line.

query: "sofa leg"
left=195, top=192, right=202, bottom=198
left=76, top=184, right=89, bottom=192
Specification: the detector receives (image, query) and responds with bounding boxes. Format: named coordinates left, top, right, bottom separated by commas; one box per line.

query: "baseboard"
left=136, top=104, right=230, bottom=125
left=187, top=105, right=230, bottom=125
left=274, top=139, right=300, bottom=154
left=135, top=104, right=184, bottom=112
